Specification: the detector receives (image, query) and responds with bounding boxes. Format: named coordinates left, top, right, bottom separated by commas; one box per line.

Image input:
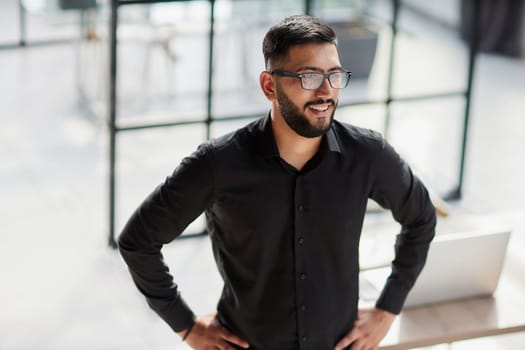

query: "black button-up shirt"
left=119, top=115, right=436, bottom=350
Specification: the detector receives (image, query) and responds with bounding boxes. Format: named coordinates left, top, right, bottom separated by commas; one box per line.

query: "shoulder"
left=332, top=120, right=386, bottom=155
left=197, top=118, right=263, bottom=160
left=332, top=122, right=408, bottom=182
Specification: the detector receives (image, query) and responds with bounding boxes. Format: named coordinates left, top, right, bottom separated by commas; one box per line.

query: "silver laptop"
left=359, top=228, right=511, bottom=308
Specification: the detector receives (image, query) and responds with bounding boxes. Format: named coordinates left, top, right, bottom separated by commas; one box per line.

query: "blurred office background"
left=1, top=0, right=524, bottom=349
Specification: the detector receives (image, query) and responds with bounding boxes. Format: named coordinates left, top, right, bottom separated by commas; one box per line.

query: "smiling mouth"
left=305, top=99, right=336, bottom=113
left=308, top=104, right=330, bottom=112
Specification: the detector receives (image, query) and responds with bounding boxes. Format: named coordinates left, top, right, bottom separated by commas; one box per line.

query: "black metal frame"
left=106, top=0, right=480, bottom=247
left=0, top=1, right=100, bottom=119
left=0, top=0, right=90, bottom=50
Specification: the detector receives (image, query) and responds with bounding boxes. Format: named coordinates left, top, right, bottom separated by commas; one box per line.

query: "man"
left=119, top=15, right=436, bottom=350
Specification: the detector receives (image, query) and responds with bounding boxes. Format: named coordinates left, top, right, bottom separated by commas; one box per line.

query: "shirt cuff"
left=374, top=279, right=411, bottom=315
left=150, top=295, right=196, bottom=332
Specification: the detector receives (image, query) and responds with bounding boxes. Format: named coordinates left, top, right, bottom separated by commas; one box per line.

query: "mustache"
left=304, top=99, right=337, bottom=109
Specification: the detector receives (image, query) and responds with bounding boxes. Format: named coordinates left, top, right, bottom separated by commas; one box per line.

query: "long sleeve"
left=369, top=137, right=437, bottom=314
left=118, top=143, right=215, bottom=332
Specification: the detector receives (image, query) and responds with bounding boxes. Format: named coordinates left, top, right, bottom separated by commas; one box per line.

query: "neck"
left=271, top=110, right=322, bottom=171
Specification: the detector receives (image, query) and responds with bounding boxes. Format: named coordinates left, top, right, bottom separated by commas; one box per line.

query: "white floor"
left=1, top=1, right=525, bottom=349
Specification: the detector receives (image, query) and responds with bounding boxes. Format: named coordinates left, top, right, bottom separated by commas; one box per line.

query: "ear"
left=259, top=71, right=276, bottom=101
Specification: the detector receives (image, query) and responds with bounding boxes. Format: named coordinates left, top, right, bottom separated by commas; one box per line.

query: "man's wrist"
left=375, top=307, right=396, bottom=318
left=177, top=321, right=196, bottom=341
left=181, top=322, right=195, bottom=341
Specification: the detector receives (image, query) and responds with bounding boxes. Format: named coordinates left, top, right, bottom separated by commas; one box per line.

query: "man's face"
left=273, top=42, right=342, bottom=138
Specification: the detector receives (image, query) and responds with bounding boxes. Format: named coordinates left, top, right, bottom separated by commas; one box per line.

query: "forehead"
left=281, top=42, right=341, bottom=71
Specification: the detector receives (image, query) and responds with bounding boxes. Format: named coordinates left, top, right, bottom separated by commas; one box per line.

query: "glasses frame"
left=269, top=69, right=352, bottom=90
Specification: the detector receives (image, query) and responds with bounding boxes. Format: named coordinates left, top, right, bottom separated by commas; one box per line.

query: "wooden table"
left=378, top=260, right=525, bottom=349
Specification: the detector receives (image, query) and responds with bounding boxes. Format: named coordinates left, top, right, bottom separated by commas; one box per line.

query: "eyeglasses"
left=270, top=69, right=351, bottom=90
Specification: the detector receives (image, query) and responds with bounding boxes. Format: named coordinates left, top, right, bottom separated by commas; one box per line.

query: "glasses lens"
left=328, top=72, right=349, bottom=89
left=301, top=73, right=325, bottom=90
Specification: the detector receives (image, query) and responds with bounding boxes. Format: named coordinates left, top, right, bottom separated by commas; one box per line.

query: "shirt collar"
left=256, top=112, right=280, bottom=159
left=325, top=126, right=342, bottom=154
left=256, top=112, right=343, bottom=158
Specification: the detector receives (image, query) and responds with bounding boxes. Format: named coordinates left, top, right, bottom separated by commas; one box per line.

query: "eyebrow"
left=295, top=66, right=344, bottom=73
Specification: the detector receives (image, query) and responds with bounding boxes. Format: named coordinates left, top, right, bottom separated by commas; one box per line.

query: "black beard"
left=276, top=88, right=336, bottom=138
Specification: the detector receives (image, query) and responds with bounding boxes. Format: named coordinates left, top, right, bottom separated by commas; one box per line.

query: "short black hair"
left=262, top=15, right=337, bottom=69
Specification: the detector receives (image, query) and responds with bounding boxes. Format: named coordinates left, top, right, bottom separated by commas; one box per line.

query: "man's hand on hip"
left=334, top=307, right=396, bottom=350
left=178, top=312, right=250, bottom=350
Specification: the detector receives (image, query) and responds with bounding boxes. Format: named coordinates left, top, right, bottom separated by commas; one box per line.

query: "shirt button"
left=298, top=204, right=305, bottom=212
left=300, top=304, right=306, bottom=311
left=302, top=336, right=307, bottom=342
left=298, top=237, right=304, bottom=245
left=299, top=273, right=306, bottom=280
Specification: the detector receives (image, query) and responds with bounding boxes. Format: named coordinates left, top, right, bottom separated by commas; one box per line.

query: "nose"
left=315, top=76, right=335, bottom=98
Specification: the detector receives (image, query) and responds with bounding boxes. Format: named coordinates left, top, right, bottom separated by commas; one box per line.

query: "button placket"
left=294, top=175, right=308, bottom=348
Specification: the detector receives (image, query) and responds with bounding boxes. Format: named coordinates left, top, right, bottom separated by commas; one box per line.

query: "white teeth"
left=309, top=105, right=329, bottom=112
